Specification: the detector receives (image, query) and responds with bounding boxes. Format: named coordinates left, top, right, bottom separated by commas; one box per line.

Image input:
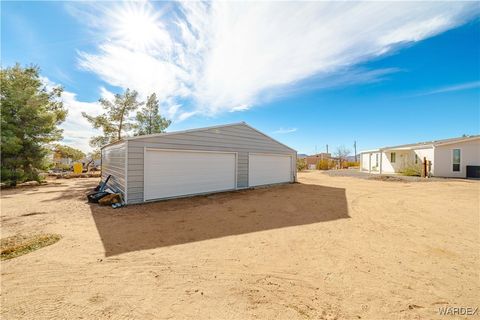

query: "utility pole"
left=315, top=145, right=317, bottom=155
left=354, top=141, right=357, bottom=162
left=326, top=144, right=329, bottom=155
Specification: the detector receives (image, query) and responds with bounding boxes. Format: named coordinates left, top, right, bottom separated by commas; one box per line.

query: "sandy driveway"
left=1, top=172, right=478, bottom=319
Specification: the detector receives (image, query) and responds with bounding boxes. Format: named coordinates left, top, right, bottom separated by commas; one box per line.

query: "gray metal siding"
left=101, top=141, right=127, bottom=199
left=126, top=124, right=295, bottom=204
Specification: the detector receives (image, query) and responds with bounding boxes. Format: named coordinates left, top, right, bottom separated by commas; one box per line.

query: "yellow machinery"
left=73, top=162, right=83, bottom=174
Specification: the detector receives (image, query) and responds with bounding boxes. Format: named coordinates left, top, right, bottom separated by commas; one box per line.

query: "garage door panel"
left=144, top=150, right=236, bottom=200
left=249, top=154, right=292, bottom=187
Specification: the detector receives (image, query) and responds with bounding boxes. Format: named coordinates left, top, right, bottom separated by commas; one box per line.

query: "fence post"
left=422, top=157, right=427, bottom=178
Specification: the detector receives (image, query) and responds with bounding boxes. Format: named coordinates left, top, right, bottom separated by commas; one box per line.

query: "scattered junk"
left=92, top=174, right=111, bottom=192
left=87, top=175, right=125, bottom=208
left=111, top=202, right=123, bottom=209
left=73, top=162, right=83, bottom=174
left=48, top=172, right=101, bottom=179
left=87, top=190, right=111, bottom=203
left=49, top=157, right=100, bottom=175
left=82, top=159, right=101, bottom=173
left=98, top=193, right=122, bottom=206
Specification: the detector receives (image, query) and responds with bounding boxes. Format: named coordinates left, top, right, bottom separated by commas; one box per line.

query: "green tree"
left=54, top=144, right=85, bottom=161
left=82, top=88, right=142, bottom=148
left=1, top=64, right=67, bottom=185
left=134, top=93, right=171, bottom=136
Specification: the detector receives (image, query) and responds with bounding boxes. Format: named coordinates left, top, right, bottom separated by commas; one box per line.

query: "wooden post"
left=427, top=160, right=432, bottom=177
left=422, top=157, right=427, bottom=178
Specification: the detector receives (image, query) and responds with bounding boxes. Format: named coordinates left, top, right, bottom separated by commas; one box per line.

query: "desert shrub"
left=41, top=155, right=56, bottom=171
left=1, top=167, right=44, bottom=186
left=346, top=161, right=360, bottom=168
left=316, top=159, right=335, bottom=170
left=296, top=158, right=307, bottom=171
left=339, top=160, right=349, bottom=169
left=55, top=163, right=72, bottom=171
left=400, top=164, right=422, bottom=176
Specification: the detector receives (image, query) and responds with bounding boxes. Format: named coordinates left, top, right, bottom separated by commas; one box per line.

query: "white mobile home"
left=101, top=122, right=297, bottom=204
left=360, top=135, right=480, bottom=178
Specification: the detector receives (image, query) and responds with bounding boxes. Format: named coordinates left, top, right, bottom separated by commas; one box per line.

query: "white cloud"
left=78, top=44, right=188, bottom=107
left=230, top=104, right=250, bottom=112
left=177, top=111, right=197, bottom=122
left=39, top=76, right=58, bottom=91
left=59, top=91, right=103, bottom=153
left=70, top=1, right=478, bottom=117
left=417, top=81, right=480, bottom=96
left=273, top=128, right=297, bottom=134
left=100, top=86, right=115, bottom=101
left=41, top=77, right=102, bottom=153
left=166, top=103, right=181, bottom=119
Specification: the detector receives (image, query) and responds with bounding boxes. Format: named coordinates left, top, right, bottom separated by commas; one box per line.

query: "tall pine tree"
left=1, top=64, right=67, bottom=185
left=134, top=93, right=171, bottom=136
left=82, top=88, right=142, bottom=148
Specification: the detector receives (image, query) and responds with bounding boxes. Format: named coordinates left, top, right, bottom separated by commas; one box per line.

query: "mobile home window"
left=390, top=152, right=396, bottom=163
left=452, top=149, right=461, bottom=172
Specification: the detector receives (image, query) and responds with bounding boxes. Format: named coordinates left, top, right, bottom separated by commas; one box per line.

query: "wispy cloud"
left=59, top=91, right=103, bottom=153
left=42, top=76, right=103, bottom=153
left=230, top=104, right=250, bottom=112
left=69, top=1, right=478, bottom=119
left=177, top=111, right=197, bottom=122
left=273, top=128, right=297, bottom=134
left=416, top=81, right=480, bottom=96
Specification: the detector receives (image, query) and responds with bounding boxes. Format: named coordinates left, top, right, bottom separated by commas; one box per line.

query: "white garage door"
left=249, top=154, right=292, bottom=187
left=144, top=149, right=236, bottom=201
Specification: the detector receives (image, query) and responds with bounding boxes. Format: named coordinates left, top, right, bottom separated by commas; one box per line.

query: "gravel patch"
left=311, top=169, right=445, bottom=182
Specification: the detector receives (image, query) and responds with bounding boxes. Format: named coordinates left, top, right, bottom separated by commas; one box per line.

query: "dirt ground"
left=1, top=171, right=478, bottom=319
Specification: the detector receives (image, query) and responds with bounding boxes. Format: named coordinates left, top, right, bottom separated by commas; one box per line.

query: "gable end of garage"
left=121, top=123, right=296, bottom=204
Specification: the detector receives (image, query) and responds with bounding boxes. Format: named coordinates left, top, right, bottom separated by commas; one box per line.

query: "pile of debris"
left=87, top=175, right=125, bottom=209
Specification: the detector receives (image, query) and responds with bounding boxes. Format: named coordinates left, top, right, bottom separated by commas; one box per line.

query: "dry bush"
left=346, top=161, right=360, bottom=168
left=1, top=234, right=61, bottom=260
left=316, top=159, right=335, bottom=170
left=296, top=158, right=307, bottom=171
left=400, top=164, right=423, bottom=177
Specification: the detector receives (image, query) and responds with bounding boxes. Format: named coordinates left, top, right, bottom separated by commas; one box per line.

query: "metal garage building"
left=101, top=122, right=297, bottom=204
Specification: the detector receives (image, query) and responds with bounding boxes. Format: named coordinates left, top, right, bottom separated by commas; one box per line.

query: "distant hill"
left=298, top=154, right=358, bottom=161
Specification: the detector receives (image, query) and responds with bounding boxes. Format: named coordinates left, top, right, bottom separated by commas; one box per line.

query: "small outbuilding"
left=101, top=122, right=297, bottom=204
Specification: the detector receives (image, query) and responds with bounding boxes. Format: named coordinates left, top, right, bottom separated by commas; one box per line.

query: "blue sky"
left=2, top=1, right=479, bottom=154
